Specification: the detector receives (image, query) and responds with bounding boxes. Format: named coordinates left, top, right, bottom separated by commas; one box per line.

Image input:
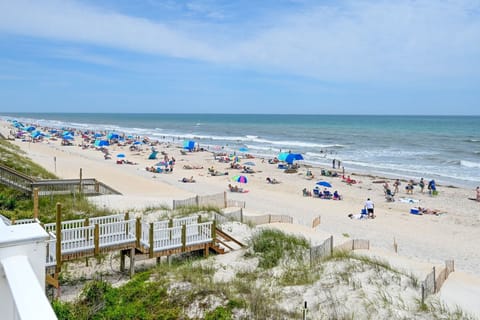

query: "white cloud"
left=0, top=0, right=479, bottom=83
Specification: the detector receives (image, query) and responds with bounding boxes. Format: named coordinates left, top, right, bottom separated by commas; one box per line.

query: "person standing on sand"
left=476, top=186, right=480, bottom=202
left=393, top=179, right=401, bottom=194
left=365, top=198, right=375, bottom=218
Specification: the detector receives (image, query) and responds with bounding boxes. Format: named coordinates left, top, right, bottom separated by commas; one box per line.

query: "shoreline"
left=2, top=114, right=478, bottom=190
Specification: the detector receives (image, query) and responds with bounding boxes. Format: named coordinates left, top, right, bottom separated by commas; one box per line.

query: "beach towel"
left=399, top=198, right=419, bottom=204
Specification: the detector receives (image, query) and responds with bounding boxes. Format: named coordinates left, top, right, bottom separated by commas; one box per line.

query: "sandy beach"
left=2, top=120, right=480, bottom=316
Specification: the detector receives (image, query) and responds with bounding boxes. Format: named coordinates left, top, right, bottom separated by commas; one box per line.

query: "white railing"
left=153, top=226, right=183, bottom=251
left=45, top=234, right=57, bottom=267
left=153, top=220, right=170, bottom=230
left=90, top=214, right=125, bottom=226
left=173, top=215, right=199, bottom=227
left=141, top=222, right=150, bottom=247
left=61, top=225, right=95, bottom=253
left=13, top=218, right=40, bottom=225
left=98, top=219, right=136, bottom=247
left=44, top=218, right=85, bottom=234
left=186, top=222, right=212, bottom=246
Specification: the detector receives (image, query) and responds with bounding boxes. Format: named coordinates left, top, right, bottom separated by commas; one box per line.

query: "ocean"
left=2, top=113, right=479, bottom=188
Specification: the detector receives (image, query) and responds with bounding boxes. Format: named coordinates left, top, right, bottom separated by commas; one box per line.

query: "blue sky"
left=0, top=0, right=479, bottom=114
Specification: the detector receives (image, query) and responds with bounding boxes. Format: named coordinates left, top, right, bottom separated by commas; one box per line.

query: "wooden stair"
left=211, top=227, right=246, bottom=254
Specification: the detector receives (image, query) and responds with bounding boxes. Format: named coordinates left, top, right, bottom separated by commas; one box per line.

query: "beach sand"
left=2, top=120, right=480, bottom=316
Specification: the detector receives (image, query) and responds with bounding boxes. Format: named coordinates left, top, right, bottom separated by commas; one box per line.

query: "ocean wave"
left=464, top=139, right=480, bottom=143
left=460, top=160, right=480, bottom=168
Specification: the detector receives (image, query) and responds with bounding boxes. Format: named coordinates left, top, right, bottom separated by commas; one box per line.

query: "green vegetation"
left=0, top=139, right=115, bottom=222
left=0, top=139, right=57, bottom=179
left=51, top=229, right=474, bottom=319
left=250, top=228, right=309, bottom=268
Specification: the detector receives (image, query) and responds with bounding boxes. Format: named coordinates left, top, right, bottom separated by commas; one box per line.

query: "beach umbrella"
left=62, top=134, right=74, bottom=140
left=232, top=175, right=248, bottom=184
left=94, top=139, right=109, bottom=147
left=116, top=153, right=126, bottom=158
left=133, top=141, right=142, bottom=145
left=284, top=153, right=304, bottom=164
left=108, top=132, right=120, bottom=140
left=239, top=147, right=249, bottom=152
left=244, top=161, right=256, bottom=166
left=94, top=133, right=103, bottom=138
left=316, top=181, right=332, bottom=188
left=26, top=126, right=36, bottom=132
left=183, top=140, right=196, bottom=151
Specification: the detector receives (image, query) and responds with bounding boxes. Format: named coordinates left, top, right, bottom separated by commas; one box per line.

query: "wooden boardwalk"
left=0, top=163, right=121, bottom=196
left=32, top=207, right=237, bottom=290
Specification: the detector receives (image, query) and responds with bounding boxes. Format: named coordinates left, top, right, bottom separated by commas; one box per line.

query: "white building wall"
left=0, top=222, right=57, bottom=320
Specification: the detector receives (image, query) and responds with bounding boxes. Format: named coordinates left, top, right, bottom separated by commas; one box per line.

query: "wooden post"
left=211, top=220, right=217, bottom=243
left=136, top=217, right=141, bottom=248
left=79, top=168, right=83, bottom=194
left=55, top=203, right=62, bottom=273
left=393, top=238, right=398, bottom=253
left=432, top=267, right=436, bottom=293
left=125, top=212, right=130, bottom=235
left=94, top=181, right=99, bottom=193
left=223, top=191, right=227, bottom=208
left=240, top=208, right=243, bottom=223
left=195, top=195, right=199, bottom=206
left=129, top=247, right=135, bottom=277
left=182, top=224, right=187, bottom=252
left=149, top=223, right=154, bottom=258
left=33, top=188, right=39, bottom=220
left=204, top=243, right=209, bottom=257
left=330, top=235, right=334, bottom=256
left=198, top=215, right=201, bottom=223
left=94, top=224, right=100, bottom=255
left=120, top=250, right=125, bottom=272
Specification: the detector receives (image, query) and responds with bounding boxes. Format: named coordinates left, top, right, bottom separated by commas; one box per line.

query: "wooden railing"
left=43, top=214, right=215, bottom=269
left=0, top=163, right=35, bottom=193
left=0, top=163, right=121, bottom=196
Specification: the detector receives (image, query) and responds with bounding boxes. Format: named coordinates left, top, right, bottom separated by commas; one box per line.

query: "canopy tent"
left=277, top=152, right=304, bottom=164
left=183, top=140, right=196, bottom=151
left=107, top=132, right=120, bottom=140
left=94, top=139, right=110, bottom=147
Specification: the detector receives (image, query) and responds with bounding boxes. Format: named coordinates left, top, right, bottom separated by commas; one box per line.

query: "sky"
left=0, top=0, right=479, bottom=115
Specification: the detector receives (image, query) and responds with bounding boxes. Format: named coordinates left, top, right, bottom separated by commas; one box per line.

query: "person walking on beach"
left=419, top=178, right=425, bottom=193
left=364, top=198, right=375, bottom=219
left=476, top=186, right=480, bottom=202
left=393, top=179, right=401, bottom=194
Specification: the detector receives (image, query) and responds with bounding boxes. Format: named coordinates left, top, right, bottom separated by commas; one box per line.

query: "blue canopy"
left=108, top=132, right=120, bottom=140
left=62, top=135, right=74, bottom=140
left=26, top=126, right=36, bottom=132
left=277, top=152, right=304, bottom=164
left=30, top=130, right=42, bottom=138
left=183, top=140, right=196, bottom=151
left=94, top=139, right=110, bottom=147
left=94, top=133, right=103, bottom=138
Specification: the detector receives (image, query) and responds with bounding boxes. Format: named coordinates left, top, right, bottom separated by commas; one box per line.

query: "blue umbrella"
left=316, top=181, right=332, bottom=188
left=239, top=147, right=249, bottom=152
left=94, top=139, right=109, bottom=147
left=133, top=141, right=142, bottom=145
left=62, top=135, right=74, bottom=140
left=108, top=132, right=120, bottom=140
left=284, top=153, right=304, bottom=164
left=116, top=153, right=126, bottom=158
